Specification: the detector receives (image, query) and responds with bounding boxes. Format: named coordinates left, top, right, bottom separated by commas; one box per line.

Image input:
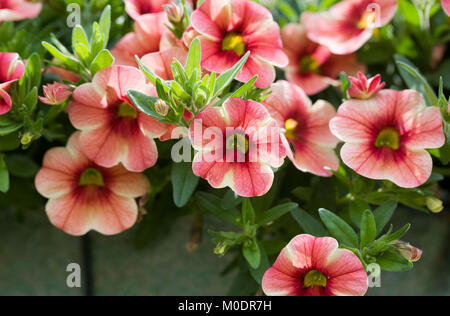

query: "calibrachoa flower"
left=262, top=234, right=368, bottom=296
left=124, top=0, right=170, bottom=20
left=0, top=0, right=42, bottom=22
left=190, top=0, right=288, bottom=88
left=189, top=97, right=286, bottom=197
left=262, top=81, right=339, bottom=177
left=302, top=0, right=398, bottom=55
left=330, top=89, right=445, bottom=188
left=281, top=23, right=364, bottom=95
left=68, top=65, right=167, bottom=172
left=347, top=72, right=385, bottom=99
left=0, top=52, right=25, bottom=115
left=35, top=132, right=150, bottom=236
left=111, top=13, right=167, bottom=67
left=46, top=66, right=81, bottom=83
left=39, top=82, right=73, bottom=105
left=443, top=0, right=450, bottom=16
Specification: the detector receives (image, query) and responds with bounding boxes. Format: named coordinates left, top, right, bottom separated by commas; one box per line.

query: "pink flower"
left=347, top=72, right=385, bottom=99
left=35, top=132, right=150, bottom=236
left=0, top=0, right=41, bottom=22
left=330, top=89, right=445, bottom=188
left=262, top=234, right=368, bottom=296
left=443, top=0, right=450, bottom=16
left=45, top=66, right=81, bottom=83
left=111, top=13, right=168, bottom=67
left=67, top=65, right=168, bottom=172
left=124, top=0, right=170, bottom=20
left=190, top=0, right=288, bottom=88
left=302, top=0, right=398, bottom=55
left=39, top=82, right=73, bottom=105
left=0, top=52, right=25, bottom=115
left=189, top=97, right=286, bottom=197
left=281, top=23, right=365, bottom=95
left=262, top=81, right=339, bottom=177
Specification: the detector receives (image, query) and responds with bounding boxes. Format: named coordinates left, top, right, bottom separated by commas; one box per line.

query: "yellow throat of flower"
left=375, top=127, right=400, bottom=150
left=285, top=118, right=298, bottom=140
left=226, top=133, right=249, bottom=154
left=303, top=270, right=327, bottom=288
left=117, top=102, right=138, bottom=119
left=79, top=168, right=105, bottom=187
left=222, top=33, right=246, bottom=57
left=299, top=55, right=321, bottom=75
left=357, top=10, right=377, bottom=29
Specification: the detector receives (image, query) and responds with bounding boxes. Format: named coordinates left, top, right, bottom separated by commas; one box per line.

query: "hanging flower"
left=39, top=82, right=73, bottom=105
left=330, top=89, right=445, bottom=188
left=190, top=0, right=288, bottom=88
left=0, top=52, right=25, bottom=115
left=189, top=97, right=286, bottom=197
left=262, top=234, right=368, bottom=296
left=0, top=0, right=42, bottom=22
left=262, top=81, right=339, bottom=177
left=281, top=23, right=365, bottom=95
left=35, top=132, right=150, bottom=236
left=347, top=72, right=385, bottom=99
left=302, top=0, right=398, bottom=54
left=111, top=13, right=168, bottom=67
left=67, top=65, right=167, bottom=172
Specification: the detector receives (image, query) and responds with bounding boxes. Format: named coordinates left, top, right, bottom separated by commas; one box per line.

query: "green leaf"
left=0, top=122, right=23, bottom=136
left=349, top=199, right=370, bottom=228
left=89, top=49, right=114, bottom=75
left=248, top=241, right=269, bottom=284
left=127, top=90, right=164, bottom=120
left=395, top=54, right=438, bottom=106
left=242, top=238, right=261, bottom=269
left=257, top=202, right=297, bottom=226
left=0, top=154, right=9, bottom=193
left=4, top=154, right=38, bottom=178
left=242, top=198, right=255, bottom=226
left=373, top=200, right=397, bottom=235
left=171, top=162, right=199, bottom=208
left=0, top=133, right=20, bottom=151
left=376, top=250, right=413, bottom=271
left=319, top=208, right=359, bottom=248
left=360, top=210, right=376, bottom=249
left=340, top=72, right=351, bottom=99
left=291, top=207, right=328, bottom=237
left=212, top=51, right=250, bottom=99
left=98, top=5, right=111, bottom=45
left=72, top=25, right=89, bottom=53
left=185, top=37, right=201, bottom=78
left=195, top=192, right=241, bottom=227
left=42, top=42, right=81, bottom=71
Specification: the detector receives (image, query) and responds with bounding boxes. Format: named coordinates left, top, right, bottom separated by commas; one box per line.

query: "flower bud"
left=39, top=82, right=73, bottom=105
left=194, top=86, right=209, bottom=108
left=164, top=3, right=184, bottom=25
left=20, top=132, right=33, bottom=145
left=348, top=72, right=385, bottom=100
left=392, top=241, right=423, bottom=263
left=426, top=196, right=444, bottom=213
left=214, top=241, right=231, bottom=256
left=155, top=99, right=169, bottom=116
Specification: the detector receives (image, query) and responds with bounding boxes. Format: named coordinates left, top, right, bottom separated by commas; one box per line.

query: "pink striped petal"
left=262, top=267, right=300, bottom=296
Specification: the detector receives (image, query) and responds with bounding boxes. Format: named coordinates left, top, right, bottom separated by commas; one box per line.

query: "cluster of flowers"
left=1, top=0, right=449, bottom=296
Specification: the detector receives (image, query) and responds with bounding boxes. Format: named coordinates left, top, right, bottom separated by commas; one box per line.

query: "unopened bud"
left=155, top=99, right=169, bottom=116
left=164, top=3, right=184, bottom=25
left=426, top=196, right=444, bottom=213
left=392, top=241, right=423, bottom=263
left=194, top=86, right=209, bottom=108
left=20, top=132, right=33, bottom=145
left=214, top=241, right=230, bottom=256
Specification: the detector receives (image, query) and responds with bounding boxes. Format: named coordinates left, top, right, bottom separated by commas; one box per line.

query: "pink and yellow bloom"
left=0, top=0, right=41, bottom=22
left=330, top=89, right=445, bottom=188
left=190, top=0, right=288, bottom=88
left=263, top=81, right=339, bottom=177
left=262, top=234, right=368, bottom=296
left=124, top=0, right=170, bottom=20
left=302, top=0, right=398, bottom=55
left=281, top=23, right=364, bottom=95
left=39, top=82, right=73, bottom=105
left=0, top=52, right=25, bottom=115
left=347, top=72, right=385, bottom=99
left=189, top=97, right=286, bottom=197
left=35, top=132, right=150, bottom=236
left=111, top=13, right=168, bottom=67
left=443, top=0, right=450, bottom=16
left=68, top=65, right=167, bottom=172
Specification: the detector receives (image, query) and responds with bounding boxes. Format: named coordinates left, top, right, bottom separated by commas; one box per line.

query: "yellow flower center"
left=285, top=118, right=298, bottom=140
left=117, top=102, right=138, bottom=119
left=222, top=33, right=246, bottom=57
left=357, top=10, right=377, bottom=29
left=303, top=270, right=327, bottom=288
left=299, top=55, right=321, bottom=75
left=375, top=127, right=400, bottom=150
left=226, top=133, right=249, bottom=154
left=79, top=168, right=104, bottom=187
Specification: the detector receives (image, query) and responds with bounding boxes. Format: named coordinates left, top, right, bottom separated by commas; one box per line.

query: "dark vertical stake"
left=81, top=233, right=94, bottom=296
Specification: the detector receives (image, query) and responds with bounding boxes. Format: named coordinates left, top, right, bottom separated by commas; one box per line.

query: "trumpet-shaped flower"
left=190, top=0, right=288, bottom=88
left=281, top=23, right=364, bottom=95
left=330, top=89, right=445, bottom=188
left=0, top=0, right=41, bottom=21
left=68, top=65, right=167, bottom=172
left=302, top=0, right=398, bottom=55
left=262, top=81, right=339, bottom=177
left=262, top=234, right=368, bottom=296
left=39, top=82, right=73, bottom=105
left=0, top=52, right=25, bottom=114
left=35, top=132, right=150, bottom=236
left=189, top=97, right=286, bottom=197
